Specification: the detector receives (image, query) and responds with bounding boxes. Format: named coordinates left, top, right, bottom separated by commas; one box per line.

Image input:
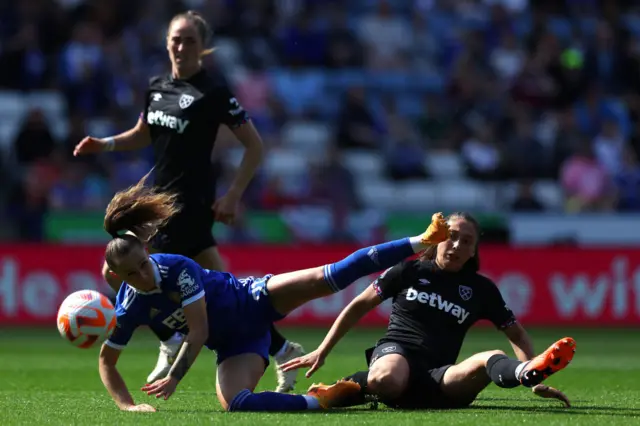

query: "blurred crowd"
left=1, top=0, right=640, bottom=242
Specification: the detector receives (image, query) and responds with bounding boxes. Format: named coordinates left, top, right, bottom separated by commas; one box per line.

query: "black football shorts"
left=149, top=202, right=217, bottom=258
left=366, top=341, right=474, bottom=409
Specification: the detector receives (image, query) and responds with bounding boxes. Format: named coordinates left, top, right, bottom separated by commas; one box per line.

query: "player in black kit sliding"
left=73, top=10, right=303, bottom=393
left=283, top=212, right=576, bottom=409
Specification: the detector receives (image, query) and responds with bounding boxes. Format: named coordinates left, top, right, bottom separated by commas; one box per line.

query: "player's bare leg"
left=194, top=247, right=306, bottom=393
left=219, top=353, right=323, bottom=411
left=266, top=214, right=450, bottom=315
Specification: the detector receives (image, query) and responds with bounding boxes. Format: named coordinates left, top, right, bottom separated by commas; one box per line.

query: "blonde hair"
left=103, top=173, right=181, bottom=268
left=201, top=47, right=216, bottom=57
left=169, top=10, right=215, bottom=58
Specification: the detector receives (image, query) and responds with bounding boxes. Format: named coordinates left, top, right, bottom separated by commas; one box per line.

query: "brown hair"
left=103, top=173, right=181, bottom=269
left=419, top=212, right=481, bottom=273
left=169, top=10, right=215, bottom=57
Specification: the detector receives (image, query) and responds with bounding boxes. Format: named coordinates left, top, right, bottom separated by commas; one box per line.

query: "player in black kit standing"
left=283, top=212, right=576, bottom=409
left=73, top=11, right=303, bottom=393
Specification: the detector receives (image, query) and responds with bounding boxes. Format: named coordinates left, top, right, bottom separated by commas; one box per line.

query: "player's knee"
left=482, top=349, right=507, bottom=365
left=367, top=369, right=407, bottom=399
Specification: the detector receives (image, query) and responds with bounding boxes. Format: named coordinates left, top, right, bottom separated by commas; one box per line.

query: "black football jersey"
left=373, top=260, right=517, bottom=365
left=141, top=69, right=248, bottom=204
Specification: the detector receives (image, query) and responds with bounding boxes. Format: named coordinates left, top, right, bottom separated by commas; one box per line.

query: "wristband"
left=104, top=137, right=115, bottom=152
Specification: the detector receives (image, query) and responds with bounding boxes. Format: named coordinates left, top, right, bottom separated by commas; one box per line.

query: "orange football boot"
left=519, top=337, right=576, bottom=387
left=307, top=380, right=362, bottom=409
left=420, top=212, right=450, bottom=245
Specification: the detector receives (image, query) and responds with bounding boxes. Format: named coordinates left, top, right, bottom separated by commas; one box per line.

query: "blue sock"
left=228, top=389, right=318, bottom=412
left=323, top=237, right=415, bottom=292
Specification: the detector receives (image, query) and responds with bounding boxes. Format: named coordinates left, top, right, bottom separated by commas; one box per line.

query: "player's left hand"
left=141, top=376, right=178, bottom=400
left=212, top=192, right=240, bottom=226
left=532, top=384, right=571, bottom=407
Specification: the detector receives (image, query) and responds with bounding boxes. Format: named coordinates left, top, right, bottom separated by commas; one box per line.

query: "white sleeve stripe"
left=104, top=340, right=126, bottom=350
left=182, top=290, right=205, bottom=307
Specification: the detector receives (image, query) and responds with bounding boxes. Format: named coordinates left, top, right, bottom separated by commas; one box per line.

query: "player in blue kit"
left=98, top=176, right=451, bottom=412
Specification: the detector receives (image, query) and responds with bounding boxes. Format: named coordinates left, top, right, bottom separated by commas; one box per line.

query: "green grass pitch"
left=1, top=327, right=639, bottom=425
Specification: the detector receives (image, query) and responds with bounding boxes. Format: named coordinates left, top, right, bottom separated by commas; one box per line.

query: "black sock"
left=486, top=354, right=523, bottom=388
left=268, top=324, right=287, bottom=357
left=333, top=371, right=370, bottom=407
left=345, top=370, right=369, bottom=393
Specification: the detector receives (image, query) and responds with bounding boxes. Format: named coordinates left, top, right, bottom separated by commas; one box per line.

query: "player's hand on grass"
left=280, top=349, right=326, bottom=378
left=73, top=136, right=107, bottom=156
left=532, top=384, right=571, bottom=407
left=125, top=404, right=157, bottom=412
left=141, top=376, right=178, bottom=400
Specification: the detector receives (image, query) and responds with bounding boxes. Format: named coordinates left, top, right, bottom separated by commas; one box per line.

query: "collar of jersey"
left=129, top=257, right=163, bottom=295
left=170, top=68, right=205, bottom=82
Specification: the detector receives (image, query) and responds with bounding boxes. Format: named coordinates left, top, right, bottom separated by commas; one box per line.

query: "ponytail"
left=104, top=172, right=181, bottom=268
left=200, top=47, right=216, bottom=57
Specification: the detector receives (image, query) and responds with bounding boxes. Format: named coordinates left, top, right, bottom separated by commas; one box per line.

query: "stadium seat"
left=355, top=178, right=397, bottom=210
left=324, top=69, right=364, bottom=92
left=546, top=16, right=573, bottom=40
left=408, top=72, right=446, bottom=93
left=264, top=149, right=309, bottom=177
left=28, top=92, right=66, bottom=117
left=213, top=38, right=242, bottom=67
left=424, top=152, right=465, bottom=178
left=435, top=179, right=493, bottom=210
left=269, top=70, right=325, bottom=114
left=395, top=95, right=423, bottom=117
left=281, top=120, right=331, bottom=155
left=0, top=91, right=28, bottom=122
left=366, top=72, right=410, bottom=92
left=397, top=180, right=438, bottom=211
left=0, top=120, right=21, bottom=151
left=85, top=118, right=116, bottom=139
left=342, top=150, right=385, bottom=179
left=623, top=15, right=640, bottom=36
left=533, top=181, right=563, bottom=211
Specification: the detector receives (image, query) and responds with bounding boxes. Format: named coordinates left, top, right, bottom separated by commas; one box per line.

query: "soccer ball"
left=57, top=290, right=117, bottom=349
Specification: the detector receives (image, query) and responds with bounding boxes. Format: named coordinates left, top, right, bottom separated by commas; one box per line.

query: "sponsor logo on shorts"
left=381, top=345, right=397, bottom=354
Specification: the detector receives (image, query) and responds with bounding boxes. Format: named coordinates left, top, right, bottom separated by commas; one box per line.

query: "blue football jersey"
left=105, top=253, right=277, bottom=352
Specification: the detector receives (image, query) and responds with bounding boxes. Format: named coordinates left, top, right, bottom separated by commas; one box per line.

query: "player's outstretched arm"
left=141, top=297, right=208, bottom=400
left=281, top=284, right=382, bottom=378
left=74, top=117, right=151, bottom=156
left=99, top=344, right=155, bottom=412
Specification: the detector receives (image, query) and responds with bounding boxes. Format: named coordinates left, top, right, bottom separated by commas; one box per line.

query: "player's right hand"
left=532, top=384, right=571, bottom=407
left=125, top=404, right=157, bottom=412
left=280, top=349, right=326, bottom=378
left=73, top=136, right=106, bottom=156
